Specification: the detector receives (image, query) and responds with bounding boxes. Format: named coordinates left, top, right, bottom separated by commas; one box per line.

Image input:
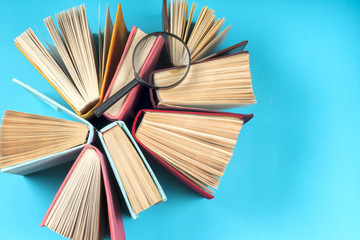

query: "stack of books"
left=0, top=1, right=256, bottom=239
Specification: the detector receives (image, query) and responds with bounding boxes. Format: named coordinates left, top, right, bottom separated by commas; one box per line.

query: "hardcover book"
left=0, top=79, right=166, bottom=239
left=14, top=4, right=128, bottom=119
left=102, top=26, right=163, bottom=123
left=0, top=79, right=95, bottom=175
left=99, top=121, right=167, bottom=219
left=40, top=145, right=126, bottom=240
left=132, top=109, right=253, bottom=199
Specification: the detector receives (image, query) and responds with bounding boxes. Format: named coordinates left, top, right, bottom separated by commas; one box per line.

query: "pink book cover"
left=102, top=26, right=164, bottom=124
left=99, top=147, right=126, bottom=240
left=131, top=109, right=253, bottom=199
left=40, top=145, right=125, bottom=240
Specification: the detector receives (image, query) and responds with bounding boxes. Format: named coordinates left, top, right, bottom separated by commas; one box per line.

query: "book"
left=14, top=4, right=128, bottom=119
left=162, top=0, right=251, bottom=63
left=132, top=109, right=253, bottom=199
left=162, top=0, right=232, bottom=63
left=0, top=79, right=95, bottom=175
left=0, top=111, right=88, bottom=170
left=41, top=145, right=126, bottom=240
left=150, top=52, right=256, bottom=110
left=99, top=121, right=167, bottom=219
left=3, top=79, right=166, bottom=219
left=102, top=26, right=164, bottom=122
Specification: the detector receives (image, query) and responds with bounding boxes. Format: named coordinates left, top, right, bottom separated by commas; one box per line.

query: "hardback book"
left=41, top=145, right=126, bottom=240
left=150, top=51, right=256, bottom=110
left=1, top=79, right=166, bottom=219
left=102, top=26, right=163, bottom=122
left=162, top=0, right=231, bottom=63
left=0, top=79, right=95, bottom=175
left=14, top=4, right=128, bottom=119
left=99, top=121, right=167, bottom=219
left=132, top=109, right=253, bottom=199
left=162, top=0, right=250, bottom=63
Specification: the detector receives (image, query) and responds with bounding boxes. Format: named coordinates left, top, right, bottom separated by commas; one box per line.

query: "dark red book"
left=132, top=109, right=253, bottom=199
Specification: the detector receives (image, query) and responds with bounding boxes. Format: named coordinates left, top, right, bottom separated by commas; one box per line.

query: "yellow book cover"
left=15, top=3, right=128, bottom=120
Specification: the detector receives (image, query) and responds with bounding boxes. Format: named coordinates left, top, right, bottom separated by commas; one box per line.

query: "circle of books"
left=1, top=1, right=255, bottom=239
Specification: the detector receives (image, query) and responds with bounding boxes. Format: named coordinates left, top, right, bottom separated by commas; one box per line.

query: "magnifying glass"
left=94, top=31, right=191, bottom=117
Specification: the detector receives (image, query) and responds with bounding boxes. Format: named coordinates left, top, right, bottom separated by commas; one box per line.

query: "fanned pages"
left=98, top=4, right=114, bottom=88
left=41, top=146, right=126, bottom=240
left=99, top=122, right=165, bottom=218
left=41, top=147, right=102, bottom=240
left=16, top=5, right=99, bottom=114
left=135, top=111, right=244, bottom=195
left=164, top=0, right=231, bottom=63
left=103, top=27, right=157, bottom=118
left=153, top=52, right=256, bottom=109
left=0, top=110, right=89, bottom=169
left=14, top=4, right=128, bottom=119
left=101, top=3, right=128, bottom=98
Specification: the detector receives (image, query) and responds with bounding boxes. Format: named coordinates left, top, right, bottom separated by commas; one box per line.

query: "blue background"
left=0, top=0, right=359, bottom=239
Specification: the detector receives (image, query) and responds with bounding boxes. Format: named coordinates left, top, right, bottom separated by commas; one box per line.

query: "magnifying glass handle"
left=94, top=78, right=139, bottom=117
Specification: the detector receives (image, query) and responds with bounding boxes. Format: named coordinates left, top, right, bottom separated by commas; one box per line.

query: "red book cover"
left=41, top=145, right=125, bottom=240
left=102, top=26, right=164, bottom=124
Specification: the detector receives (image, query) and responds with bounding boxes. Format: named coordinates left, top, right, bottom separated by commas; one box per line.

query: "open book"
left=1, top=79, right=166, bottom=224
left=41, top=145, right=126, bottom=240
left=0, top=110, right=89, bottom=170
left=0, top=80, right=95, bottom=175
left=102, top=26, right=164, bottom=122
left=132, top=109, right=253, bottom=199
left=162, top=0, right=231, bottom=63
left=14, top=4, right=128, bottom=119
left=162, top=0, right=251, bottom=64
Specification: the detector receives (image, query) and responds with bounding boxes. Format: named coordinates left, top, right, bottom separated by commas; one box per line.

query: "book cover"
left=102, top=26, right=164, bottom=124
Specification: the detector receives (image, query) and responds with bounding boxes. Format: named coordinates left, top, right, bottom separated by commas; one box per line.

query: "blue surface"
left=1, top=0, right=360, bottom=239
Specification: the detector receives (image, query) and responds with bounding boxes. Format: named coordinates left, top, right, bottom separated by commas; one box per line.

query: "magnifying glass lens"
left=94, top=32, right=191, bottom=118
left=132, top=32, right=191, bottom=89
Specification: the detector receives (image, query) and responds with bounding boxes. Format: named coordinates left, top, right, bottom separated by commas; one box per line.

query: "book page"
left=101, top=4, right=114, bottom=81
left=15, top=5, right=101, bottom=115
left=0, top=111, right=89, bottom=169
left=105, top=29, right=156, bottom=117
left=135, top=111, right=243, bottom=193
left=44, top=147, right=101, bottom=239
left=101, top=3, right=128, bottom=98
left=166, top=0, right=230, bottom=63
left=191, top=23, right=231, bottom=62
left=102, top=124, right=162, bottom=215
left=154, top=52, right=256, bottom=109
